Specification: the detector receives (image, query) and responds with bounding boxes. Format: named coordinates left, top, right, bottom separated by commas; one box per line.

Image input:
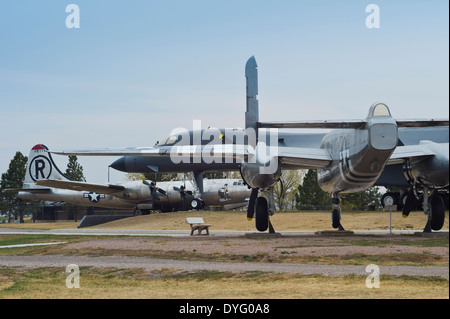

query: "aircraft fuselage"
left=318, top=115, right=397, bottom=194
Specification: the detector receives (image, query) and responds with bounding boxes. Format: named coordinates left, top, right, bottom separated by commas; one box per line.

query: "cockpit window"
left=368, top=103, right=391, bottom=117
left=161, top=135, right=178, bottom=145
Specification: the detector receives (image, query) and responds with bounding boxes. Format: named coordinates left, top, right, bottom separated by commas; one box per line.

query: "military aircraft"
left=7, top=144, right=251, bottom=213
left=52, top=57, right=449, bottom=232
left=109, top=123, right=449, bottom=212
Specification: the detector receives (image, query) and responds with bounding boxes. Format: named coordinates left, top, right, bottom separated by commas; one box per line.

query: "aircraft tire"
left=255, top=197, right=269, bottom=232
left=430, top=193, right=445, bottom=231
left=190, top=199, right=198, bottom=209
left=397, top=192, right=408, bottom=211
left=331, top=209, right=340, bottom=229
left=381, top=192, right=398, bottom=208
left=190, top=198, right=203, bottom=210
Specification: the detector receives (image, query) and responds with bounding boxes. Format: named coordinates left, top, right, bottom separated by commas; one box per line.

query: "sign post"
left=384, top=205, right=397, bottom=234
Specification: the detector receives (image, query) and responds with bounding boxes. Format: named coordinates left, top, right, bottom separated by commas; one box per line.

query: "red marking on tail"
left=31, top=144, right=47, bottom=150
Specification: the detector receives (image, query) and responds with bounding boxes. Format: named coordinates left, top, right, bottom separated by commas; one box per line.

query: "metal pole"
left=389, top=207, right=392, bottom=234
left=384, top=205, right=396, bottom=234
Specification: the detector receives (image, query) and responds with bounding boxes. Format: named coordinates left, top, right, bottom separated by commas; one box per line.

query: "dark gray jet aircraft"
left=53, top=57, right=449, bottom=233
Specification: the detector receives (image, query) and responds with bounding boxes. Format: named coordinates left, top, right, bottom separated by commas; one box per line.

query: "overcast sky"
left=0, top=0, right=448, bottom=183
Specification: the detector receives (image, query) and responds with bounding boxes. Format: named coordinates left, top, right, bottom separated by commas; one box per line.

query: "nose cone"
left=110, top=157, right=126, bottom=172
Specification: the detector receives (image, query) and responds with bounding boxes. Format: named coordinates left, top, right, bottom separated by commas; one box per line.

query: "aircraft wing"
left=3, top=188, right=51, bottom=193
left=259, top=119, right=366, bottom=129
left=51, top=146, right=167, bottom=156
left=53, top=143, right=332, bottom=169
left=35, top=180, right=125, bottom=194
left=395, top=119, right=449, bottom=127
left=276, top=146, right=332, bottom=168
left=386, top=144, right=442, bottom=165
left=51, top=145, right=248, bottom=158
left=259, top=118, right=448, bottom=129
left=146, top=144, right=333, bottom=168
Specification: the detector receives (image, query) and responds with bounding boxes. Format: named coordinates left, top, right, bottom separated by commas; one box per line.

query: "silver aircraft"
left=53, top=57, right=449, bottom=232
left=109, top=125, right=449, bottom=210
left=10, top=144, right=251, bottom=213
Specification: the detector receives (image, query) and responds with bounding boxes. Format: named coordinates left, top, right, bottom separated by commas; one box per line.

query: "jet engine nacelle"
left=240, top=157, right=282, bottom=190
left=121, top=182, right=152, bottom=200
left=403, top=141, right=449, bottom=189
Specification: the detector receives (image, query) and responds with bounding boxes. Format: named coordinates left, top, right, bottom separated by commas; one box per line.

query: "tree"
left=65, top=156, right=86, bottom=182
left=0, top=152, right=28, bottom=222
left=340, top=187, right=381, bottom=210
left=126, top=172, right=179, bottom=182
left=295, top=169, right=330, bottom=209
left=273, top=170, right=305, bottom=211
left=295, top=170, right=382, bottom=211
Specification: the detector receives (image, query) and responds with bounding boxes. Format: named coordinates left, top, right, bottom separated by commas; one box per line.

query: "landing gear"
left=190, top=198, right=205, bottom=210
left=248, top=188, right=276, bottom=233
left=403, top=186, right=446, bottom=233
left=134, top=208, right=151, bottom=216
left=423, top=188, right=445, bottom=233
left=381, top=192, right=397, bottom=207
left=255, top=197, right=269, bottom=232
left=402, top=188, right=418, bottom=218
left=331, top=195, right=345, bottom=231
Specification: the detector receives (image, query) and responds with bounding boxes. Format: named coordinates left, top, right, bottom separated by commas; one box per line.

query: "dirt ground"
left=1, top=210, right=448, bottom=299
left=64, top=235, right=449, bottom=260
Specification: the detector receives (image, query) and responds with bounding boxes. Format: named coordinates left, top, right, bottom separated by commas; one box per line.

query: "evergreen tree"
left=126, top=172, right=179, bottom=182
left=341, top=187, right=381, bottom=210
left=65, top=156, right=86, bottom=182
left=0, top=151, right=28, bottom=222
left=295, top=169, right=330, bottom=209
left=295, top=170, right=381, bottom=211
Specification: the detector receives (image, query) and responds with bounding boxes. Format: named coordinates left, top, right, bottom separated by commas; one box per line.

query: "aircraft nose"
left=110, top=157, right=126, bottom=172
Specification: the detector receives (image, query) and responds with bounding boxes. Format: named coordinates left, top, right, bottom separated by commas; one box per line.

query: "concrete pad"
left=245, top=232, right=283, bottom=239
left=315, top=230, right=355, bottom=236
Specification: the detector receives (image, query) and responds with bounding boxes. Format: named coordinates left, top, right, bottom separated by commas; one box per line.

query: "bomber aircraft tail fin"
left=23, top=144, right=72, bottom=187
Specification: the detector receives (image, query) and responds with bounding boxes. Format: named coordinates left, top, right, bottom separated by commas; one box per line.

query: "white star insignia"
left=88, top=192, right=100, bottom=202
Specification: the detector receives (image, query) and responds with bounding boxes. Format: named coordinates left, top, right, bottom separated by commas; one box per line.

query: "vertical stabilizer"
left=245, top=56, right=259, bottom=144
left=24, top=144, right=71, bottom=187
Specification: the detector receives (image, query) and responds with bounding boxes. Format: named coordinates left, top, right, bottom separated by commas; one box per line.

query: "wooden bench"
left=186, top=217, right=212, bottom=236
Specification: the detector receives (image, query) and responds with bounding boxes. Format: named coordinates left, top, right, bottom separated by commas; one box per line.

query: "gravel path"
left=1, top=231, right=448, bottom=280
left=63, top=236, right=449, bottom=257
left=0, top=255, right=448, bottom=279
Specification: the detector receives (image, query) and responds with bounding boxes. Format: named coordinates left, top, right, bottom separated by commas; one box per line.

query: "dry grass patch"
left=1, top=211, right=448, bottom=232
left=0, top=267, right=447, bottom=299
left=91, top=211, right=449, bottom=231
